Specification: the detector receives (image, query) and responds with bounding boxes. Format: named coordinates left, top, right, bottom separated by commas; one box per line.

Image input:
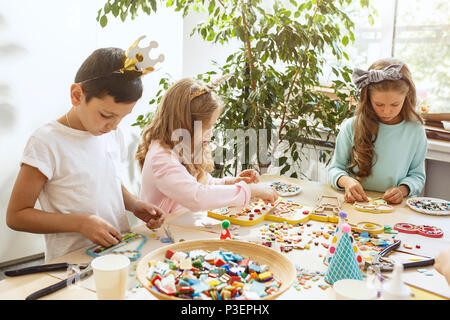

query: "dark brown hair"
left=75, top=48, right=143, bottom=103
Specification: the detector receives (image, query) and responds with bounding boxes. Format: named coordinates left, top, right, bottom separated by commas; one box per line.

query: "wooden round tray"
left=136, top=239, right=296, bottom=300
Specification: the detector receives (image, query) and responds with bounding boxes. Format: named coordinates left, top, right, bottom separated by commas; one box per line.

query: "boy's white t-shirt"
left=21, top=120, right=130, bottom=262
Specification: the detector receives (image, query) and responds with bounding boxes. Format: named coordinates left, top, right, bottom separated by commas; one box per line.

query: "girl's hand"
left=131, top=200, right=166, bottom=230
left=383, top=185, right=409, bottom=204
left=225, top=169, right=260, bottom=185
left=249, top=184, right=279, bottom=204
left=79, top=215, right=122, bottom=247
left=237, top=169, right=260, bottom=184
left=338, top=176, right=369, bottom=203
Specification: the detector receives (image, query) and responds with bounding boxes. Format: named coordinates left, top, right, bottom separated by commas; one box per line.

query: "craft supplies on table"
left=208, top=196, right=344, bottom=226
left=294, top=265, right=330, bottom=291
left=363, top=240, right=435, bottom=273
left=136, top=239, right=296, bottom=300
left=394, top=222, right=444, bottom=238
left=312, top=195, right=341, bottom=219
left=406, top=197, right=450, bottom=216
left=269, top=181, right=302, bottom=196
left=349, top=221, right=385, bottom=234
left=85, top=232, right=147, bottom=261
left=258, top=221, right=332, bottom=252
left=162, top=224, right=175, bottom=243
left=353, top=198, right=394, bottom=214
left=4, top=175, right=449, bottom=301
left=207, top=198, right=316, bottom=226
left=220, top=220, right=232, bottom=240
left=4, top=262, right=93, bottom=300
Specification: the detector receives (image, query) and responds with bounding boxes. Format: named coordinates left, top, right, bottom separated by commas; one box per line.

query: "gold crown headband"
left=121, top=35, right=165, bottom=75
left=189, top=74, right=232, bottom=101
left=80, top=36, right=164, bottom=83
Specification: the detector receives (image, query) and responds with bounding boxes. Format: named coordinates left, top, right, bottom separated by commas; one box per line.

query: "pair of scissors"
left=5, top=262, right=92, bottom=300
left=364, top=240, right=435, bottom=272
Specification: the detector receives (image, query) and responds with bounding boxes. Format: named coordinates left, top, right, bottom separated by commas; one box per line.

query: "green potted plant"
left=97, top=0, right=370, bottom=179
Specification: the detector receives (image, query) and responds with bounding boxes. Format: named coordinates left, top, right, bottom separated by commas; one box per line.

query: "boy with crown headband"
left=6, top=37, right=167, bottom=262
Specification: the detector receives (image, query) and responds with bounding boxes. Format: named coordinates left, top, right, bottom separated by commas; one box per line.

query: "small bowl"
left=442, top=121, right=450, bottom=131
left=333, top=279, right=378, bottom=300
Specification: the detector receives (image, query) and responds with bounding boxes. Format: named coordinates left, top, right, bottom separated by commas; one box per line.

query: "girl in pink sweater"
left=136, top=77, right=278, bottom=214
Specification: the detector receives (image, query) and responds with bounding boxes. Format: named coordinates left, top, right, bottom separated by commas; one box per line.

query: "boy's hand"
left=383, top=185, right=409, bottom=204
left=131, top=200, right=166, bottom=230
left=79, top=215, right=122, bottom=247
left=339, top=176, right=369, bottom=203
left=225, top=169, right=260, bottom=185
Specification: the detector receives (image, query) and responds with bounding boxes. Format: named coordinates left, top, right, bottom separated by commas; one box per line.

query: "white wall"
left=182, top=10, right=240, bottom=78
left=0, top=0, right=182, bottom=264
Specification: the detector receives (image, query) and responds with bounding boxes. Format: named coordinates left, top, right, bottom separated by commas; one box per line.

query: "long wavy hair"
left=136, top=78, right=223, bottom=183
left=348, top=58, right=423, bottom=180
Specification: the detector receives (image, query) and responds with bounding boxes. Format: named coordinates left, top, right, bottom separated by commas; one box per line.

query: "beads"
left=146, top=249, right=281, bottom=299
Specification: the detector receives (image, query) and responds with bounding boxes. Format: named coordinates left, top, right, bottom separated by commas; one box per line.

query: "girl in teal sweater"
left=328, top=58, right=427, bottom=204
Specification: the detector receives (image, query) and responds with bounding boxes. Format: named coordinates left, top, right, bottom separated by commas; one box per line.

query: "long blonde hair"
left=136, top=78, right=223, bottom=183
left=349, top=58, right=423, bottom=180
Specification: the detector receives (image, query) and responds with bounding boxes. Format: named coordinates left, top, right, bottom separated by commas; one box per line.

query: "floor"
left=0, top=257, right=45, bottom=281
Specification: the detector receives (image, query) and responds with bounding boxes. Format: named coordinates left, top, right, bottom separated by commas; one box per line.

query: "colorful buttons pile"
left=234, top=201, right=274, bottom=220
left=352, top=231, right=393, bottom=252
left=146, top=249, right=281, bottom=299
left=270, top=182, right=301, bottom=195
left=407, top=198, right=450, bottom=213
left=294, top=266, right=330, bottom=291
left=259, top=222, right=333, bottom=252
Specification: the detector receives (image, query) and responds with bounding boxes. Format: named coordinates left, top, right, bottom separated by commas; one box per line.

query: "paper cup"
left=91, top=254, right=130, bottom=300
left=333, top=279, right=378, bottom=300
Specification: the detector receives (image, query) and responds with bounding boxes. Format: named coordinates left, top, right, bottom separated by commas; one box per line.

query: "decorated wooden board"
left=353, top=197, right=394, bottom=214
left=269, top=181, right=302, bottom=197
left=207, top=200, right=276, bottom=226
left=207, top=199, right=313, bottom=226
left=85, top=232, right=146, bottom=261
left=406, top=197, right=450, bottom=216
left=136, top=240, right=296, bottom=300
left=207, top=195, right=342, bottom=226
left=207, top=195, right=385, bottom=237
left=310, top=195, right=341, bottom=223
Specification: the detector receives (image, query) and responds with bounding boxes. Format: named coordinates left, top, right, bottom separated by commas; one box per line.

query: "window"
left=394, top=0, right=449, bottom=113
left=342, top=0, right=449, bottom=113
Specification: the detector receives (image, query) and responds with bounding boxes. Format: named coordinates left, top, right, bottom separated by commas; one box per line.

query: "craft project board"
left=168, top=175, right=450, bottom=252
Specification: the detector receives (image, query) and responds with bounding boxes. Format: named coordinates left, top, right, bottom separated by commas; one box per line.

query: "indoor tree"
left=97, top=0, right=371, bottom=178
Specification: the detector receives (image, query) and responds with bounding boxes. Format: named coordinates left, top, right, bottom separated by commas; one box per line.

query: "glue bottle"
left=381, top=263, right=411, bottom=300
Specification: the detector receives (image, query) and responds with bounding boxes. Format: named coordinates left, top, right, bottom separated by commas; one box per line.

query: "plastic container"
left=333, top=279, right=378, bottom=300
